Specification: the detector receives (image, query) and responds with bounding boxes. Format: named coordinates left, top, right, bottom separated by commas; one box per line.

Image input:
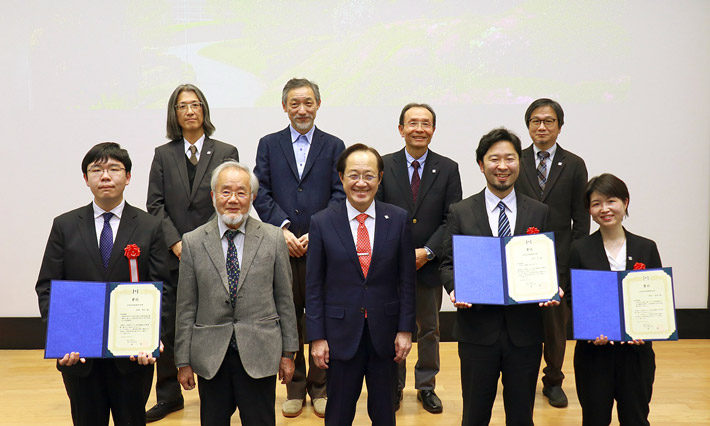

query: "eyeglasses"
left=175, top=102, right=203, bottom=113
left=217, top=190, right=251, bottom=200
left=346, top=174, right=378, bottom=183
left=405, top=121, right=433, bottom=130
left=528, top=118, right=557, bottom=128
left=87, top=166, right=126, bottom=178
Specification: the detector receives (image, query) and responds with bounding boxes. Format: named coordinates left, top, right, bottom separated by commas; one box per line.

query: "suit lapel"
left=521, top=146, right=540, bottom=200
left=238, top=218, right=263, bottom=293
left=513, top=196, right=529, bottom=235
left=330, top=203, right=363, bottom=279
left=391, top=149, right=415, bottom=211
left=107, top=203, right=139, bottom=276
left=77, top=203, right=104, bottom=273
left=541, top=145, right=567, bottom=202
left=170, top=140, right=192, bottom=200
left=276, top=127, right=300, bottom=181
left=202, top=219, right=231, bottom=294
left=590, top=231, right=612, bottom=270
left=190, top=137, right=215, bottom=199
left=301, top=127, right=326, bottom=181
left=624, top=229, right=639, bottom=269
left=471, top=190, right=493, bottom=236
left=371, top=201, right=393, bottom=269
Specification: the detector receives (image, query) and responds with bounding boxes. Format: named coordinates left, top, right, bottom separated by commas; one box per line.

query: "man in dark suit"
left=440, top=128, right=558, bottom=426
left=514, top=98, right=589, bottom=408
left=175, top=161, right=298, bottom=426
left=253, top=78, right=345, bottom=418
left=376, top=103, right=462, bottom=413
left=146, top=84, right=239, bottom=421
left=36, top=142, right=170, bottom=426
left=306, top=144, right=416, bottom=426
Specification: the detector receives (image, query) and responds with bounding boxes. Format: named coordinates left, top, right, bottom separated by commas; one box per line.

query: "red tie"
left=356, top=214, right=371, bottom=278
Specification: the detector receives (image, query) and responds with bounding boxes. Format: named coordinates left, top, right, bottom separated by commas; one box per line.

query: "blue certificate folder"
left=45, top=280, right=162, bottom=359
left=452, top=233, right=560, bottom=305
left=571, top=268, right=677, bottom=341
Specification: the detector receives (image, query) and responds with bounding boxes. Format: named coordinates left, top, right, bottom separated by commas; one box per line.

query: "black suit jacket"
left=569, top=229, right=662, bottom=275
left=36, top=203, right=170, bottom=376
left=376, top=148, right=462, bottom=287
left=440, top=189, right=549, bottom=347
left=515, top=144, right=589, bottom=291
left=253, top=126, right=345, bottom=236
left=147, top=137, right=239, bottom=270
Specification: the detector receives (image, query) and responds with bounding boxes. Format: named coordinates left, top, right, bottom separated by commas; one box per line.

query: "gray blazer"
left=174, top=216, right=298, bottom=380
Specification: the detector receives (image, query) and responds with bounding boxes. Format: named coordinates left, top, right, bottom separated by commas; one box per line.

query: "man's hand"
left=298, top=233, right=309, bottom=253
left=58, top=352, right=85, bottom=366
left=414, top=248, right=429, bottom=270
left=311, top=339, right=330, bottom=369
left=282, top=228, right=307, bottom=257
left=278, top=357, right=295, bottom=384
left=449, top=290, right=472, bottom=309
left=394, top=332, right=412, bottom=363
left=171, top=241, right=183, bottom=260
left=130, top=351, right=157, bottom=365
left=539, top=287, right=564, bottom=307
left=178, top=366, right=196, bottom=390
left=591, top=335, right=612, bottom=346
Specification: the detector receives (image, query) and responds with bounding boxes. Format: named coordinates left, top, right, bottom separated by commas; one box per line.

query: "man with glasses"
left=36, top=142, right=170, bottom=425
left=376, top=103, right=461, bottom=413
left=146, top=84, right=239, bottom=421
left=253, top=78, right=345, bottom=418
left=514, top=98, right=589, bottom=408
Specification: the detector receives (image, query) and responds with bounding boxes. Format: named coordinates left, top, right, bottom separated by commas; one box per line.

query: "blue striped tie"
left=99, top=212, right=113, bottom=269
left=497, top=201, right=511, bottom=237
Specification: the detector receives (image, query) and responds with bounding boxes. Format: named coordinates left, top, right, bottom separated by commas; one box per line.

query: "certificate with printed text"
left=45, top=281, right=162, bottom=359
left=452, top=233, right=560, bottom=305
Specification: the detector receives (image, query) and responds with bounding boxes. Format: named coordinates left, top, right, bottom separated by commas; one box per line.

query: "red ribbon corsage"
left=633, top=262, right=646, bottom=270
left=526, top=227, right=540, bottom=235
left=124, top=244, right=141, bottom=281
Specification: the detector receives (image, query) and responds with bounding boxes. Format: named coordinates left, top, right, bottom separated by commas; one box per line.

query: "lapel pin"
left=628, top=256, right=633, bottom=260
left=557, top=162, right=562, bottom=166
left=207, top=151, right=212, bottom=155
left=384, top=215, right=390, bottom=219
left=432, top=169, right=437, bottom=173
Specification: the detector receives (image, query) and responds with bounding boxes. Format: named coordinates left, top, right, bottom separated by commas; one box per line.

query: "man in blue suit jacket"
left=306, top=144, right=416, bottom=426
left=253, top=78, right=345, bottom=418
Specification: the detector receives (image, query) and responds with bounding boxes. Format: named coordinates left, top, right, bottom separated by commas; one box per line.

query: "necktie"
left=537, top=151, right=550, bottom=195
left=99, top=212, right=113, bottom=270
left=356, top=214, right=371, bottom=278
left=188, top=145, right=198, bottom=166
left=411, top=160, right=421, bottom=203
left=225, top=229, right=241, bottom=350
left=294, top=134, right=308, bottom=178
left=497, top=201, right=511, bottom=237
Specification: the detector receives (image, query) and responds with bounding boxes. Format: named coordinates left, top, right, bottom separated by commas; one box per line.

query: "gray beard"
left=294, top=118, right=313, bottom=132
left=219, top=212, right=245, bottom=227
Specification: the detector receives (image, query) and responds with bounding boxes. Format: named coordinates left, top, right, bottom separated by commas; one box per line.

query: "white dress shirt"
left=483, top=188, right=517, bottom=237
left=346, top=200, right=375, bottom=252
left=184, top=134, right=206, bottom=161
left=217, top=215, right=247, bottom=266
left=532, top=143, right=557, bottom=180
left=92, top=200, right=125, bottom=247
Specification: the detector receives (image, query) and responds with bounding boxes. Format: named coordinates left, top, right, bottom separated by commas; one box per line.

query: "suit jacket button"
left=225, top=300, right=230, bottom=305
left=298, top=187, right=303, bottom=192
left=412, top=218, right=417, bottom=224
left=233, top=320, right=238, bottom=324
left=295, top=209, right=300, bottom=214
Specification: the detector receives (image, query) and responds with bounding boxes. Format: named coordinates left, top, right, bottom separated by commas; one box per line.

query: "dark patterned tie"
left=188, top=145, right=198, bottom=166
left=225, top=229, right=240, bottom=350
left=99, top=212, right=113, bottom=270
left=411, top=160, right=421, bottom=203
left=537, top=151, right=550, bottom=196
left=497, top=201, right=511, bottom=237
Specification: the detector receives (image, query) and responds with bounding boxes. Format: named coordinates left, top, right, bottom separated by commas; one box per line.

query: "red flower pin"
left=633, top=262, right=646, bottom=270
left=526, top=227, right=540, bottom=235
left=124, top=244, right=141, bottom=259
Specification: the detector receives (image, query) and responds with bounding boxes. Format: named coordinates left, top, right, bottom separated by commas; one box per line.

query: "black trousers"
left=62, top=359, right=153, bottom=426
left=152, top=268, right=183, bottom=404
left=325, top=324, right=398, bottom=426
left=541, top=299, right=570, bottom=388
left=574, top=341, right=655, bottom=426
left=458, top=330, right=542, bottom=426
left=197, top=346, right=276, bottom=426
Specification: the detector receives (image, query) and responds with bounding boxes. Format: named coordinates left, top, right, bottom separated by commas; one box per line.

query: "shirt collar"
left=404, top=148, right=429, bottom=167
left=533, top=142, right=557, bottom=160
left=184, top=134, right=206, bottom=155
left=289, top=125, right=315, bottom=144
left=346, top=199, right=376, bottom=222
left=484, top=188, right=516, bottom=214
left=218, top=215, right=248, bottom=239
left=92, top=200, right=125, bottom=219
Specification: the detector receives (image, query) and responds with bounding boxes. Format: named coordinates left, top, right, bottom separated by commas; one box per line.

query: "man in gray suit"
left=175, top=161, right=298, bottom=426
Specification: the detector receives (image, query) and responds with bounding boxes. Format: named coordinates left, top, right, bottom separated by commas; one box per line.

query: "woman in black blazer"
left=569, top=173, right=661, bottom=426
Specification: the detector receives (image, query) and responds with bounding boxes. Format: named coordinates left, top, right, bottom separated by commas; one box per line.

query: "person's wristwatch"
left=282, top=351, right=295, bottom=360
left=424, top=246, right=435, bottom=261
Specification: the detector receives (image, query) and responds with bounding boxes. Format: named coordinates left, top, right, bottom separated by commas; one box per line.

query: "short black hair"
left=81, top=142, right=132, bottom=174
left=336, top=143, right=384, bottom=175
left=475, top=128, right=522, bottom=164
left=584, top=173, right=630, bottom=216
left=525, top=98, right=564, bottom=128
left=398, top=103, right=436, bottom=127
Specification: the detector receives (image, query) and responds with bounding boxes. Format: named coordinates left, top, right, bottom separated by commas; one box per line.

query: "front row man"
left=306, top=144, right=416, bottom=426
left=174, top=161, right=298, bottom=426
left=36, top=142, right=170, bottom=426
left=440, top=128, right=560, bottom=426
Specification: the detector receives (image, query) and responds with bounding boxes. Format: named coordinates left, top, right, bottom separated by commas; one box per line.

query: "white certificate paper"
left=505, top=233, right=559, bottom=302
left=622, top=269, right=676, bottom=340
left=106, top=284, right=161, bottom=356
